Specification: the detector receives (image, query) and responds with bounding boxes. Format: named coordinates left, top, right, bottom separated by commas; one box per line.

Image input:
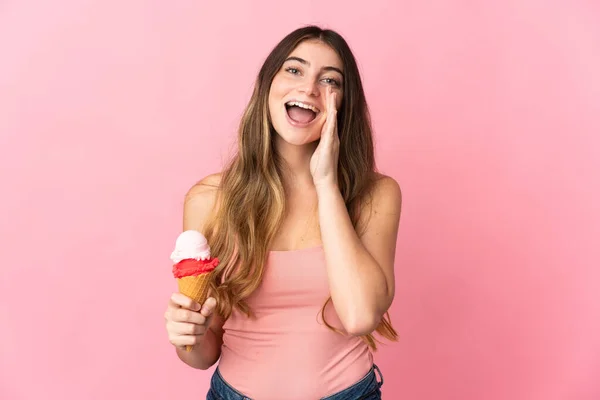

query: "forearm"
left=175, top=327, right=222, bottom=370
left=317, top=184, right=390, bottom=335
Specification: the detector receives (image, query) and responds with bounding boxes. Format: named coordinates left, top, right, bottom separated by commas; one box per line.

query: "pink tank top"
left=217, top=246, right=373, bottom=399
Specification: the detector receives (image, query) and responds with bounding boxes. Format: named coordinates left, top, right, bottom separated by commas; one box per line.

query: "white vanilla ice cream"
left=170, top=230, right=211, bottom=263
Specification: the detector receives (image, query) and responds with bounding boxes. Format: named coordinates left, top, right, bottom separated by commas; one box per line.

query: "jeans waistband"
left=209, top=364, right=383, bottom=400
left=209, top=368, right=251, bottom=400
left=322, top=364, right=383, bottom=400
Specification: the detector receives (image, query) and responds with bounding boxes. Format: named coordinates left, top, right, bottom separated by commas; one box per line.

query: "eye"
left=285, top=67, right=301, bottom=75
left=322, top=77, right=341, bottom=87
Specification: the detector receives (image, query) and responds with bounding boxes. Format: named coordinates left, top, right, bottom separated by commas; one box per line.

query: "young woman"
left=164, top=25, right=402, bottom=400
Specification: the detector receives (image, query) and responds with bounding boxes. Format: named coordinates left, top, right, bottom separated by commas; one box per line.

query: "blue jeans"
left=206, top=364, right=384, bottom=400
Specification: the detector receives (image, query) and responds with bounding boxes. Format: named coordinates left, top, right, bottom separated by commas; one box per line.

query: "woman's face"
left=268, top=40, right=344, bottom=146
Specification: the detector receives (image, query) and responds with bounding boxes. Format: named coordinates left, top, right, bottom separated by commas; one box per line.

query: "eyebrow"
left=284, top=56, right=344, bottom=77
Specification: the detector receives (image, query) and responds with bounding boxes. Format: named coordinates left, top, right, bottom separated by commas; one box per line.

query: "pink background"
left=1, top=1, right=599, bottom=399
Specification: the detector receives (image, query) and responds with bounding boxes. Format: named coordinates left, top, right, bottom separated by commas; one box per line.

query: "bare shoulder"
left=186, top=172, right=222, bottom=196
left=357, top=173, right=402, bottom=233
left=183, top=172, right=223, bottom=232
left=363, top=173, right=402, bottom=213
left=371, top=173, right=402, bottom=209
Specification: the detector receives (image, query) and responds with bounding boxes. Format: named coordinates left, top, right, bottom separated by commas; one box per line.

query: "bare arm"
left=167, top=173, right=226, bottom=370
left=317, top=175, right=402, bottom=336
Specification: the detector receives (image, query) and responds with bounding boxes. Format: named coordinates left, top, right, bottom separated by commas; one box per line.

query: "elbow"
left=342, top=312, right=381, bottom=337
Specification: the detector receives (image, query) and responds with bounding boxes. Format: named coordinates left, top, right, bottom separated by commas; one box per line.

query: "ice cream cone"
left=170, top=230, right=220, bottom=353
left=177, top=272, right=214, bottom=352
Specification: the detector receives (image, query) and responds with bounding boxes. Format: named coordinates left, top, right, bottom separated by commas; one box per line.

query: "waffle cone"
left=177, top=272, right=213, bottom=352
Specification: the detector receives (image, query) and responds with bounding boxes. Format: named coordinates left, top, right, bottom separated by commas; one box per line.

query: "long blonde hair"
left=203, top=25, right=397, bottom=350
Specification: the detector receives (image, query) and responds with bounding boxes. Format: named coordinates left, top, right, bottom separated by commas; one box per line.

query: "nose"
left=298, top=79, right=320, bottom=97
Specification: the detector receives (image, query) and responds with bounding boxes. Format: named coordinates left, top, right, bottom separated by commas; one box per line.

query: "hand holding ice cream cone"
left=165, top=293, right=217, bottom=351
left=169, top=230, right=219, bottom=352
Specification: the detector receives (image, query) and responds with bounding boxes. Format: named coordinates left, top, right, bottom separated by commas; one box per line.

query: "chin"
left=275, top=129, right=321, bottom=146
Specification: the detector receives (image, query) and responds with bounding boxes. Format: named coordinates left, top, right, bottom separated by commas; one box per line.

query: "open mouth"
left=285, top=101, right=320, bottom=125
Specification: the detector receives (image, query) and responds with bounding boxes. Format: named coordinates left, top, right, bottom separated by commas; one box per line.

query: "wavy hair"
left=203, top=25, right=397, bottom=350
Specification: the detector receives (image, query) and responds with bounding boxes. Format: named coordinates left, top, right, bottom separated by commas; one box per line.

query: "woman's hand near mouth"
left=310, top=86, right=339, bottom=190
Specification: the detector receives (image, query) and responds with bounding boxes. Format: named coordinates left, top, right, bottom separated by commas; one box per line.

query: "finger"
left=328, top=86, right=337, bottom=113
left=330, top=92, right=337, bottom=134
left=323, top=87, right=337, bottom=143
left=171, top=334, right=203, bottom=347
left=168, top=321, right=208, bottom=336
left=171, top=292, right=201, bottom=311
left=200, top=297, right=217, bottom=317
left=172, top=308, right=207, bottom=325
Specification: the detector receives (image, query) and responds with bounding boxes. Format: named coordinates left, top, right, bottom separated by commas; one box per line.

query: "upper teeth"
left=287, top=101, right=319, bottom=113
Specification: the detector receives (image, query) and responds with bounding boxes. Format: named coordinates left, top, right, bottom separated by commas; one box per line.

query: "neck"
left=275, top=136, right=318, bottom=192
